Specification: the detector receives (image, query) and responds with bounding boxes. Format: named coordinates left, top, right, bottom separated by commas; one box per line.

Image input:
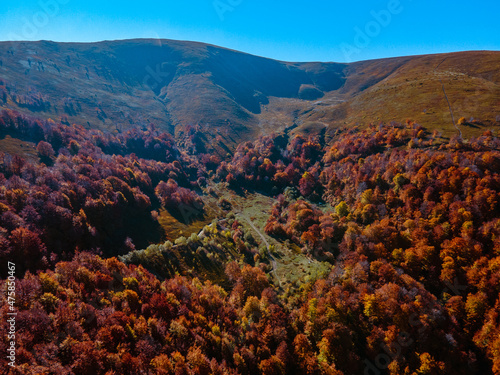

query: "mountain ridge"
left=0, top=39, right=499, bottom=150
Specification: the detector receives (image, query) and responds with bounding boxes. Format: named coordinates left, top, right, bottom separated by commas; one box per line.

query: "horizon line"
left=0, top=37, right=498, bottom=64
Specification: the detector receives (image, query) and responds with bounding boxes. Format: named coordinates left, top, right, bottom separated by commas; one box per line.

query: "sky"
left=0, top=0, right=499, bottom=63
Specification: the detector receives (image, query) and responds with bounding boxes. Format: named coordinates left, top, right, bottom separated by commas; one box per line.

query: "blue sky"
left=0, top=0, right=499, bottom=62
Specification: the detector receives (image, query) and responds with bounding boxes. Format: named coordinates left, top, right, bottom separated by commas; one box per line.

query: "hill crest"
left=0, top=39, right=498, bottom=149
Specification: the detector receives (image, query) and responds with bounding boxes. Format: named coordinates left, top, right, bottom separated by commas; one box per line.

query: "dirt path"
left=237, top=213, right=282, bottom=287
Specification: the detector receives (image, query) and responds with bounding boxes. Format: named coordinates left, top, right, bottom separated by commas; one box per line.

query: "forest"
left=1, top=108, right=500, bottom=374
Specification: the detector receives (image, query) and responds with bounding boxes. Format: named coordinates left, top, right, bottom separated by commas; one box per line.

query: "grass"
left=157, top=206, right=217, bottom=242
left=201, top=182, right=334, bottom=290
left=300, top=51, right=500, bottom=140
left=0, top=135, right=38, bottom=162
left=3, top=41, right=497, bottom=152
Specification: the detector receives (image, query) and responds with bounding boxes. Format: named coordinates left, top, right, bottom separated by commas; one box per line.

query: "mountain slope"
left=301, top=51, right=500, bottom=139
left=0, top=39, right=499, bottom=149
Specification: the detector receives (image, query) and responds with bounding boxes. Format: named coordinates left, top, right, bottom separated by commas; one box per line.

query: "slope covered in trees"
left=1, top=109, right=500, bottom=374
left=0, top=109, right=207, bottom=276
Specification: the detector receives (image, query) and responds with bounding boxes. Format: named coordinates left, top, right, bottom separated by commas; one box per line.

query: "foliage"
left=1, top=111, right=500, bottom=373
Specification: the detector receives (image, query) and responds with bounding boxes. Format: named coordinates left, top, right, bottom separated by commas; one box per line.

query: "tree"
left=240, top=265, right=269, bottom=299
left=9, top=227, right=46, bottom=272
left=335, top=201, right=349, bottom=218
left=36, top=141, right=55, bottom=161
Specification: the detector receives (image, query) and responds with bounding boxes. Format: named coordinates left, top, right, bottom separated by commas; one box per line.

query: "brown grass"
left=0, top=135, right=38, bottom=162
left=1, top=41, right=498, bottom=149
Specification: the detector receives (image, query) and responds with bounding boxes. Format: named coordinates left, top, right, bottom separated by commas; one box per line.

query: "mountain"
left=3, top=39, right=500, bottom=374
left=0, top=39, right=499, bottom=150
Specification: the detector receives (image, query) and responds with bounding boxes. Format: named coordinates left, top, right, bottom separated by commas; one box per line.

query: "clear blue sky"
left=1, top=0, right=499, bottom=62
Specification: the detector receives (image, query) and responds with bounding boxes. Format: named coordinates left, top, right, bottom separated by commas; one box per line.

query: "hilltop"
left=0, top=39, right=498, bottom=152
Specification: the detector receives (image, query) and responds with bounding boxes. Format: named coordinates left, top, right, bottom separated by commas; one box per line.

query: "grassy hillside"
left=1, top=40, right=498, bottom=153
left=300, top=51, right=500, bottom=139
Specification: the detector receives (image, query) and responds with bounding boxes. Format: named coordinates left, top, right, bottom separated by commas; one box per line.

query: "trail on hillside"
left=236, top=213, right=282, bottom=288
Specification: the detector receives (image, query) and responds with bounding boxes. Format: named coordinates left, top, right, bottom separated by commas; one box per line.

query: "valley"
left=0, top=40, right=500, bottom=374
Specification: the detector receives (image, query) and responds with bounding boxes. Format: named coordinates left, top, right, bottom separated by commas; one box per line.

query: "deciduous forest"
left=1, top=108, right=500, bottom=374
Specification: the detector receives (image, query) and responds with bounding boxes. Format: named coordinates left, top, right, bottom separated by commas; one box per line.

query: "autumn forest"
left=0, top=101, right=499, bottom=375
